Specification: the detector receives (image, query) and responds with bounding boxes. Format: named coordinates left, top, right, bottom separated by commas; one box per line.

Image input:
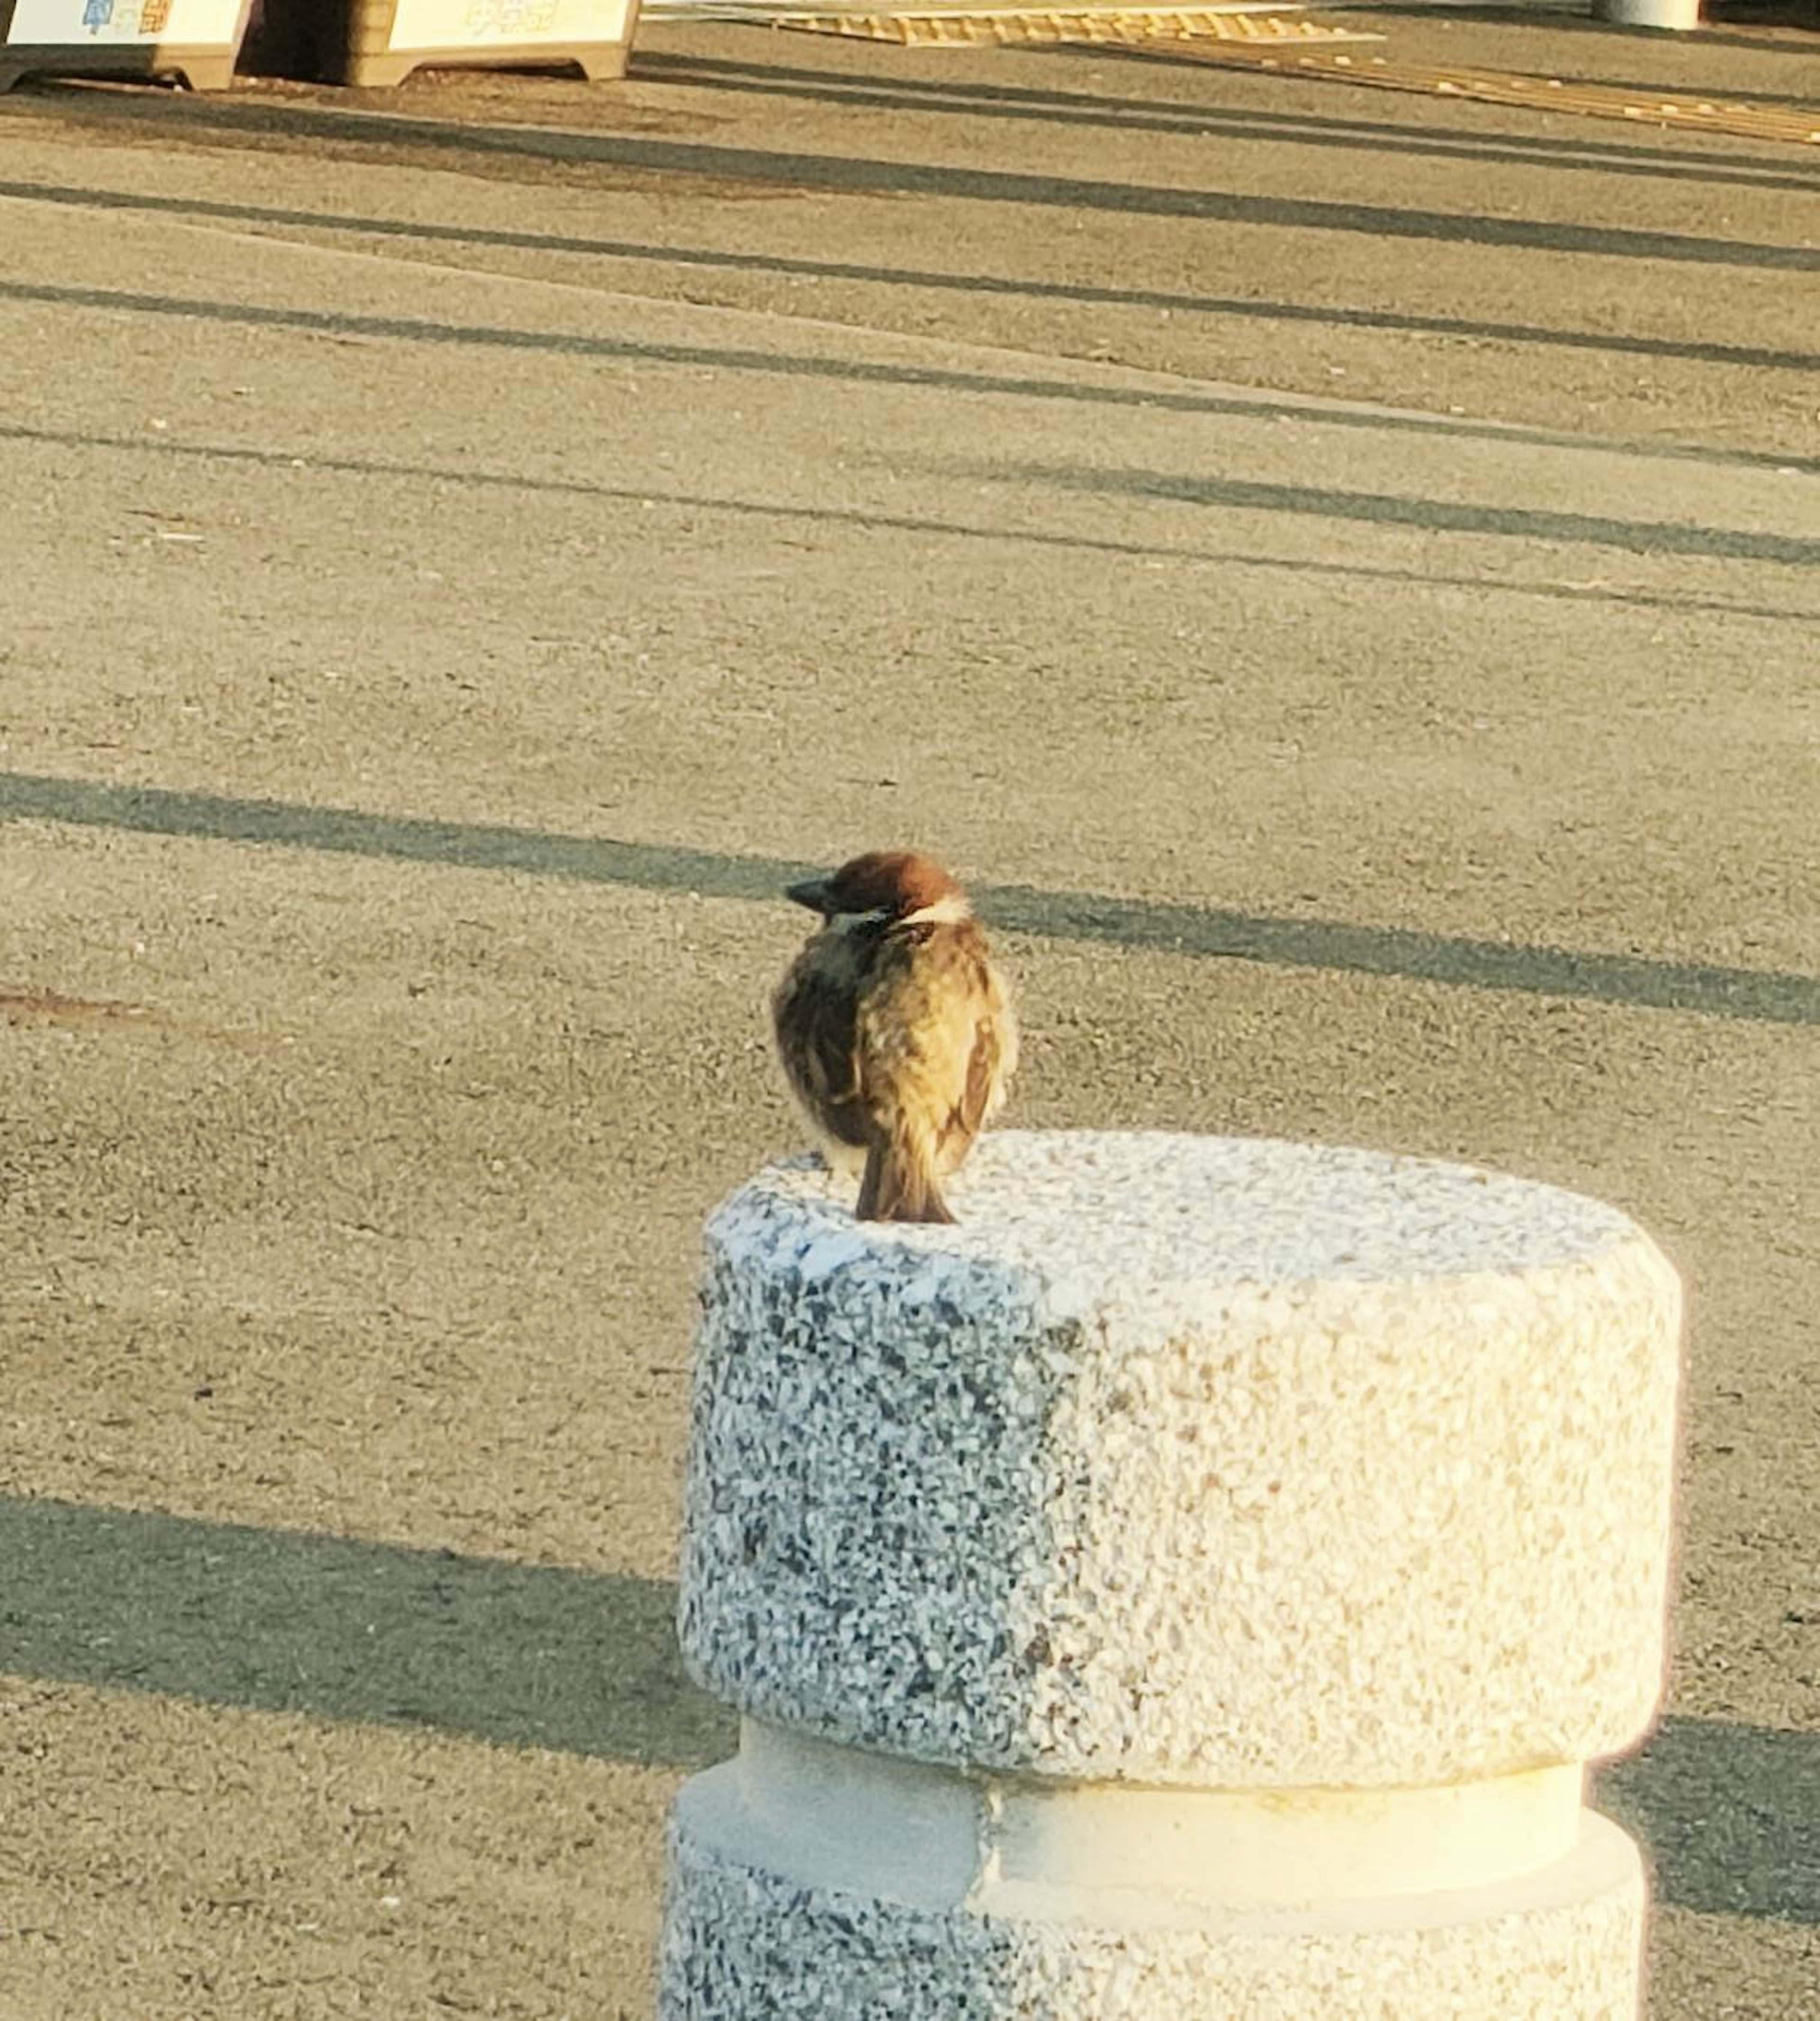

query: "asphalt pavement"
left=0, top=9, right=1815, bottom=2015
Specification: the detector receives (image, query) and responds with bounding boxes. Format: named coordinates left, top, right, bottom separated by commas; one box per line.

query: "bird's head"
left=785, top=850, right=972, bottom=931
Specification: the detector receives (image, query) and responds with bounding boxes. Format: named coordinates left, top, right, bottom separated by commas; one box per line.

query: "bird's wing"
left=774, top=955, right=871, bottom=1150
left=957, top=1010, right=1007, bottom=1146
left=880, top=923, right=1013, bottom=1165
left=949, top=950, right=1016, bottom=1159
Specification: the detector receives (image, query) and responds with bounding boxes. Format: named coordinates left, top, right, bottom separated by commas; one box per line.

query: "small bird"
left=773, top=850, right=1017, bottom=1224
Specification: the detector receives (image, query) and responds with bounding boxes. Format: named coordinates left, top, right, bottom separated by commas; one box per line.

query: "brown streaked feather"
left=854, top=920, right=1012, bottom=1176
left=774, top=892, right=1016, bottom=1221
left=857, top=1131, right=955, bottom=1225
left=773, top=947, right=869, bottom=1153
left=943, top=1013, right=1009, bottom=1174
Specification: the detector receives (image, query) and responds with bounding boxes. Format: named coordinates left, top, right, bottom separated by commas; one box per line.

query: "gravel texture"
left=680, top=1131, right=1683, bottom=1785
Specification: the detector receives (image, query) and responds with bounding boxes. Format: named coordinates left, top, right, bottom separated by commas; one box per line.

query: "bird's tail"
left=857, top=1129, right=956, bottom=1224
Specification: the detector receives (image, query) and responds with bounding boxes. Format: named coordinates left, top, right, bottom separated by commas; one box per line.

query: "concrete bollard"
left=1592, top=0, right=1702, bottom=28
left=658, top=1131, right=1682, bottom=2020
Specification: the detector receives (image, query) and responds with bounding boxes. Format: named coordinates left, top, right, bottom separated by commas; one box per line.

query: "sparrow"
left=773, top=850, right=1017, bottom=1225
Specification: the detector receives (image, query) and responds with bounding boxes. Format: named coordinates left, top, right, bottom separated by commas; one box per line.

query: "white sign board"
left=387, top=0, right=627, bottom=48
left=388, top=0, right=622, bottom=46
left=7, top=0, right=237, bottom=40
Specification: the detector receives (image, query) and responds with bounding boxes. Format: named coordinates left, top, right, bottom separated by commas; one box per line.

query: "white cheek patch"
left=827, top=894, right=970, bottom=934
left=897, top=896, right=972, bottom=927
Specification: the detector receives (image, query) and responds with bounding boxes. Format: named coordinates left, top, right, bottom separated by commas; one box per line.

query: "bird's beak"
left=785, top=875, right=831, bottom=914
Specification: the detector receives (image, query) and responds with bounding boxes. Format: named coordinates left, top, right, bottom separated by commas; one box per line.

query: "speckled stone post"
left=658, top=1132, right=1682, bottom=2020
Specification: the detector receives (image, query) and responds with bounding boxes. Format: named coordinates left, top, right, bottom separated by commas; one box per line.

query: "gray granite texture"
left=678, top=1132, right=1682, bottom=1786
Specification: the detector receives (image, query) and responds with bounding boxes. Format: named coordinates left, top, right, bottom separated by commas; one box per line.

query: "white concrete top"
left=712, top=1129, right=1648, bottom=1300
left=679, top=1131, right=1681, bottom=1786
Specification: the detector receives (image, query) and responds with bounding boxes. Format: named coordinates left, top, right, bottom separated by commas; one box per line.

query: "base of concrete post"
left=658, top=1725, right=1647, bottom=2021
left=1592, top=0, right=1702, bottom=27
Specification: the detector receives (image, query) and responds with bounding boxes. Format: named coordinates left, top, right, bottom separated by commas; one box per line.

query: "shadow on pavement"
left=2, top=420, right=1813, bottom=626
left=9, top=91, right=1816, bottom=273
left=1602, top=1719, right=1820, bottom=1926
left=0, top=1493, right=734, bottom=1771
left=3, top=281, right=1817, bottom=482
left=4, top=178, right=1815, bottom=378
left=629, top=50, right=1820, bottom=194
left=969, top=460, right=1820, bottom=567
left=4, top=768, right=1820, bottom=1026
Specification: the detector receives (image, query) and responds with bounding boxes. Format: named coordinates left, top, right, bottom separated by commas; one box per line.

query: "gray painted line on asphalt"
left=5, top=771, right=1817, bottom=1027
